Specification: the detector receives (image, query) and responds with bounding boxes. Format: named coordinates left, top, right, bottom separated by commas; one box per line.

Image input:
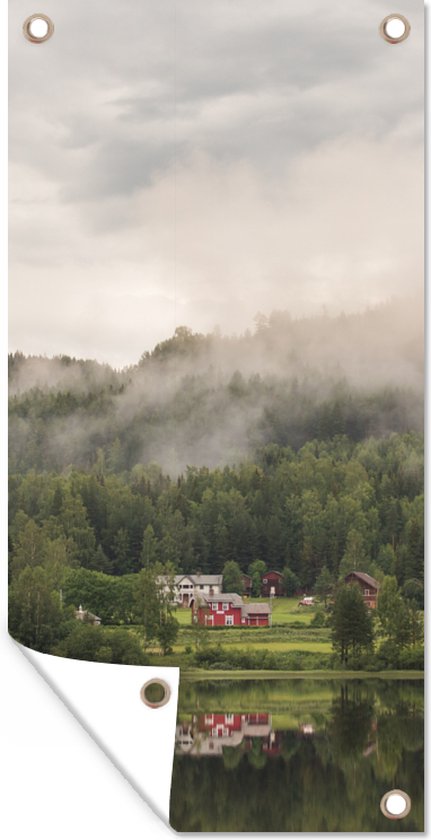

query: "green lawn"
left=217, top=639, right=331, bottom=653
left=132, top=598, right=424, bottom=674
left=268, top=597, right=318, bottom=625
left=170, top=638, right=330, bottom=654
left=173, top=607, right=194, bottom=626
left=164, top=597, right=326, bottom=657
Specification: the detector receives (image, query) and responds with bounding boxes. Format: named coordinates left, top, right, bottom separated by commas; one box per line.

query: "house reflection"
left=176, top=710, right=378, bottom=759
left=177, top=713, right=300, bottom=757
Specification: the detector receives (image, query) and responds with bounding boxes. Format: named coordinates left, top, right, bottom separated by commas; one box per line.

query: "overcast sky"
left=9, top=0, right=423, bottom=367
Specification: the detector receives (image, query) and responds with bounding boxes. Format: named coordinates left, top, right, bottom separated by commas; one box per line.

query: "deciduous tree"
left=222, top=560, right=243, bottom=594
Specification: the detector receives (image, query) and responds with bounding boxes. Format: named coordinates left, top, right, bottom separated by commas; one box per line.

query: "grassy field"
left=127, top=597, right=423, bottom=673
left=156, top=598, right=315, bottom=652
left=171, top=596, right=324, bottom=651
left=139, top=597, right=331, bottom=661
left=218, top=639, right=331, bottom=652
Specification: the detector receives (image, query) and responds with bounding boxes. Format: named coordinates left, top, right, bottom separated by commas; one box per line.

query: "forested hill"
left=8, top=300, right=423, bottom=474
left=8, top=436, right=424, bottom=589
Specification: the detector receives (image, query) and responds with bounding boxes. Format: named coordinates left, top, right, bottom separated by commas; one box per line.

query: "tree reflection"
left=171, top=679, right=423, bottom=832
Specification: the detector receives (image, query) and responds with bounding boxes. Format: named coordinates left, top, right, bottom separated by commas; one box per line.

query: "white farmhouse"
left=158, top=573, right=223, bottom=607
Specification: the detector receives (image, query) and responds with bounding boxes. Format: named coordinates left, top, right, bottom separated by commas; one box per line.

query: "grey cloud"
left=10, top=0, right=423, bottom=202
left=9, top=0, right=423, bottom=364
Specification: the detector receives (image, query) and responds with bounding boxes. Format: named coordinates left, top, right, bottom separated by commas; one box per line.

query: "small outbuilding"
left=344, top=571, right=379, bottom=609
left=75, top=605, right=102, bottom=625
left=261, top=570, right=284, bottom=597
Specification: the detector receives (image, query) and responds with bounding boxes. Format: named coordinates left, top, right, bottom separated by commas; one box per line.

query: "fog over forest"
left=9, top=298, right=423, bottom=474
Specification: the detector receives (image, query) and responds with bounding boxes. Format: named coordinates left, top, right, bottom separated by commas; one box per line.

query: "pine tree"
left=314, top=566, right=333, bottom=607
left=140, top=524, right=159, bottom=567
left=331, top=584, right=373, bottom=665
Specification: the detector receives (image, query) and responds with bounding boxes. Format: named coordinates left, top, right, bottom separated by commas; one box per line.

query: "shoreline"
left=180, top=669, right=424, bottom=681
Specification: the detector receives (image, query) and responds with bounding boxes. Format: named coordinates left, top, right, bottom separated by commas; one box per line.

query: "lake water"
left=170, top=677, right=423, bottom=832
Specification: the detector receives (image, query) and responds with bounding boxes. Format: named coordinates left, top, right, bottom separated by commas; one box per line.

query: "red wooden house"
left=261, top=570, right=284, bottom=597
left=198, top=713, right=244, bottom=737
left=176, top=713, right=282, bottom=757
left=193, top=593, right=271, bottom=627
left=344, top=571, right=379, bottom=608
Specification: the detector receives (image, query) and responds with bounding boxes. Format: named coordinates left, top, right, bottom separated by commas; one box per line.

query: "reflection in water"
left=177, top=712, right=278, bottom=756
left=170, top=680, right=423, bottom=832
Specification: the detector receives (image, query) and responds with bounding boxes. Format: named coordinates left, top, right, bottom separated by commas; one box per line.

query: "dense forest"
left=8, top=302, right=424, bottom=660
left=9, top=300, right=423, bottom=475
left=9, top=435, right=423, bottom=587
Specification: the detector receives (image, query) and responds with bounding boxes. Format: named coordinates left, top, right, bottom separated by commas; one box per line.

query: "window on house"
left=211, top=602, right=217, bottom=610
left=263, top=578, right=268, bottom=583
left=364, top=589, right=370, bottom=595
left=225, top=714, right=234, bottom=724
left=225, top=615, right=234, bottom=626
left=222, top=602, right=229, bottom=610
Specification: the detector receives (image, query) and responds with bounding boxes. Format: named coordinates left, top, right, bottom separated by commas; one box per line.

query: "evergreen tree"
left=112, top=527, right=132, bottom=574
left=331, top=584, right=373, bottom=665
left=314, top=565, right=333, bottom=607
left=378, top=575, right=423, bottom=650
left=282, top=566, right=301, bottom=596
left=140, top=524, right=159, bottom=567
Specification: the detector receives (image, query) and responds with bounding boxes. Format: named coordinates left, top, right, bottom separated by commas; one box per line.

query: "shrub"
left=398, top=646, right=424, bottom=670
left=52, top=623, right=148, bottom=665
left=311, top=610, right=325, bottom=628
left=192, top=646, right=332, bottom=671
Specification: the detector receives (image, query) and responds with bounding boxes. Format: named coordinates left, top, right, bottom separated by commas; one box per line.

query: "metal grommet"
left=380, top=789, right=412, bottom=820
left=379, top=14, right=411, bottom=44
left=140, top=679, right=171, bottom=709
left=23, top=13, right=54, bottom=44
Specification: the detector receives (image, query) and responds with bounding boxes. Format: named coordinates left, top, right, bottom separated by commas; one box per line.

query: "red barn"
left=261, top=570, right=284, bottom=597
left=193, top=593, right=271, bottom=627
left=242, top=603, right=271, bottom=625
left=344, top=571, right=379, bottom=608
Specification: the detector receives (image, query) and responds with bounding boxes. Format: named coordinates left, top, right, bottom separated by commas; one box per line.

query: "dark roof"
left=345, top=571, right=379, bottom=590
left=190, top=574, right=223, bottom=585
left=199, top=593, right=243, bottom=606
left=158, top=574, right=223, bottom=585
left=263, top=570, right=283, bottom=578
left=242, top=603, right=270, bottom=615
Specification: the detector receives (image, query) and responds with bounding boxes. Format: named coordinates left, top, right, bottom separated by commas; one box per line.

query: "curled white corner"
left=19, top=643, right=179, bottom=825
